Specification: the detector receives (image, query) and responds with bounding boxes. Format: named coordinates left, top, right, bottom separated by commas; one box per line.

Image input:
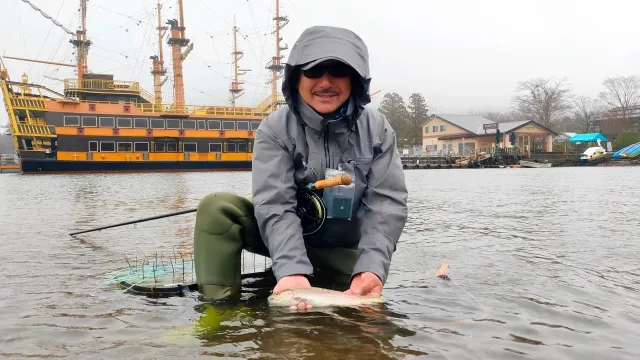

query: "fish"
left=267, top=287, right=385, bottom=308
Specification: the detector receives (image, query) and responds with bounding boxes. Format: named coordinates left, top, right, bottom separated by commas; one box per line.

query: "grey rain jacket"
left=251, top=25, right=409, bottom=285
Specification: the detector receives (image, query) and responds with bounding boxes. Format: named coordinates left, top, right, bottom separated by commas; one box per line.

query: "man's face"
left=298, top=60, right=353, bottom=114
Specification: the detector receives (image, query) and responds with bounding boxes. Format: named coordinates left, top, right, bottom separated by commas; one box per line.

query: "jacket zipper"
left=324, top=128, right=330, bottom=169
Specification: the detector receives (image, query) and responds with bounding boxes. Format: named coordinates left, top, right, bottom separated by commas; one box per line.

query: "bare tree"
left=572, top=96, right=604, bottom=133
left=599, top=76, right=640, bottom=121
left=511, top=77, right=573, bottom=128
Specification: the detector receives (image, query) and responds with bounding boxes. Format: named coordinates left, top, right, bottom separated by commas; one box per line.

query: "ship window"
left=117, top=142, right=133, bottom=152
left=134, top=142, right=149, bottom=152
left=100, top=141, right=115, bottom=152
left=251, top=121, right=261, bottom=130
left=209, top=142, right=222, bottom=152
left=182, top=119, right=196, bottom=130
left=226, top=143, right=237, bottom=152
left=237, top=142, right=247, bottom=153
left=167, top=142, right=178, bottom=152
left=222, top=121, right=235, bottom=130
left=183, top=142, right=197, bottom=152
left=166, top=119, right=181, bottom=129
left=197, top=120, right=206, bottom=130
left=82, top=116, right=97, bottom=127
left=237, top=121, right=249, bottom=130
left=99, top=117, right=115, bottom=127
left=64, top=116, right=80, bottom=126
left=150, top=118, right=165, bottom=129
left=134, top=118, right=148, bottom=128
left=207, top=120, right=221, bottom=130
left=89, top=141, right=98, bottom=152
left=117, top=117, right=132, bottom=128
left=155, top=142, right=165, bottom=152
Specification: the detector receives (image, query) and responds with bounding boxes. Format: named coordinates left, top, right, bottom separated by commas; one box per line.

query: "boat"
left=579, top=139, right=608, bottom=164
left=519, top=160, right=552, bottom=168
left=0, top=0, right=290, bottom=173
left=612, top=142, right=640, bottom=159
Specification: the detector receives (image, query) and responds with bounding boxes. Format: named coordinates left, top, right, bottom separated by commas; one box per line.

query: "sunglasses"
left=302, top=62, right=353, bottom=79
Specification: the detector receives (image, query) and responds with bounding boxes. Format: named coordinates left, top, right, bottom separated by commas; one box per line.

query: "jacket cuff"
left=272, top=259, right=314, bottom=282
left=351, top=245, right=392, bottom=285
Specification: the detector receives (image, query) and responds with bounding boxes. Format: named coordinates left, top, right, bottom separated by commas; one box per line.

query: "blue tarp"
left=567, top=133, right=607, bottom=143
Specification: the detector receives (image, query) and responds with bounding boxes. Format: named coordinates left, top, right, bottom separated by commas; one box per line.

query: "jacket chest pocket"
left=351, top=157, right=373, bottom=183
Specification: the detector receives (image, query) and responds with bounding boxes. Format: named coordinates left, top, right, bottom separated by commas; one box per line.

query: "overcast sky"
left=1, top=0, right=639, bottom=128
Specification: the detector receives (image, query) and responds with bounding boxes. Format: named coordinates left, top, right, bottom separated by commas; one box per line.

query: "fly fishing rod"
left=68, top=173, right=353, bottom=237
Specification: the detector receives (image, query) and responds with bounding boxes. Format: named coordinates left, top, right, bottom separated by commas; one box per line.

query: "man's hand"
left=345, top=272, right=383, bottom=296
left=272, top=275, right=313, bottom=311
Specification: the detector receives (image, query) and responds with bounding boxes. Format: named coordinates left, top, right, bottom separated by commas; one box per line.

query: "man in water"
left=193, top=26, right=408, bottom=307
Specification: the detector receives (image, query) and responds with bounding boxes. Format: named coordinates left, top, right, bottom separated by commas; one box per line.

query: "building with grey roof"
left=422, top=114, right=558, bottom=155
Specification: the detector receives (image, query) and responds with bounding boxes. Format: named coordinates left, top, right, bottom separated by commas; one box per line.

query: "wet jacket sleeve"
left=251, top=120, right=314, bottom=281
left=352, top=117, right=409, bottom=285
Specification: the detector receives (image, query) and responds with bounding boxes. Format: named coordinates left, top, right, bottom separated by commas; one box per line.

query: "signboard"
left=483, top=123, right=498, bottom=131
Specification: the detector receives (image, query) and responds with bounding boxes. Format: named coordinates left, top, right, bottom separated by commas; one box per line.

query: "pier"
left=400, top=147, right=526, bottom=169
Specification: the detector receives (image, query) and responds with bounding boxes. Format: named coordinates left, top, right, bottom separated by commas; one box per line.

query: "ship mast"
left=167, top=0, right=191, bottom=112
left=229, top=16, right=249, bottom=108
left=265, top=0, right=288, bottom=108
left=70, top=0, right=91, bottom=87
left=151, top=0, right=168, bottom=109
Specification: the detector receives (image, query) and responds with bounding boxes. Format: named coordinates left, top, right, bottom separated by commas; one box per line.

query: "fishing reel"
left=295, top=173, right=352, bottom=235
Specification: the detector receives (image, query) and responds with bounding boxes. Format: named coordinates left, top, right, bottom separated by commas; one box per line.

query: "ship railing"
left=64, top=78, right=155, bottom=104
left=0, top=154, right=19, bottom=165
left=134, top=103, right=274, bottom=117
left=255, top=93, right=285, bottom=113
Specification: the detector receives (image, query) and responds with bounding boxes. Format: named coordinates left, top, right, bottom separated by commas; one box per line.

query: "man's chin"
left=311, top=102, right=340, bottom=115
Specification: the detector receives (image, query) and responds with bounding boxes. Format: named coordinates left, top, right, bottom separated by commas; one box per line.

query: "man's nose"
left=316, top=72, right=333, bottom=85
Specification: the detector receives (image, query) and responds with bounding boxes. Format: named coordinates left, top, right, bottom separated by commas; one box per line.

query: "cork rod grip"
left=311, top=173, right=353, bottom=190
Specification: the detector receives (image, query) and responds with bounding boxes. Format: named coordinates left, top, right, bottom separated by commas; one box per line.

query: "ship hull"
left=19, top=158, right=252, bottom=174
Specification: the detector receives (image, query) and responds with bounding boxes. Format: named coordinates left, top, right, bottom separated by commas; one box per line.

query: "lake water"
left=0, top=166, right=638, bottom=359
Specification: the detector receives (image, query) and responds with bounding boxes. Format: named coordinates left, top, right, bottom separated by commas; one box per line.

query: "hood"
left=281, top=26, right=372, bottom=131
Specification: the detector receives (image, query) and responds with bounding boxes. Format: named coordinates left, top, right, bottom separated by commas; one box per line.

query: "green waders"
left=193, top=191, right=359, bottom=301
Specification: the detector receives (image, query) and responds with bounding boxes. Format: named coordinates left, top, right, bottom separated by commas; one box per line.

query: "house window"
left=440, top=125, right=446, bottom=132
left=424, top=127, right=430, bottom=134
left=432, top=126, right=438, bottom=133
